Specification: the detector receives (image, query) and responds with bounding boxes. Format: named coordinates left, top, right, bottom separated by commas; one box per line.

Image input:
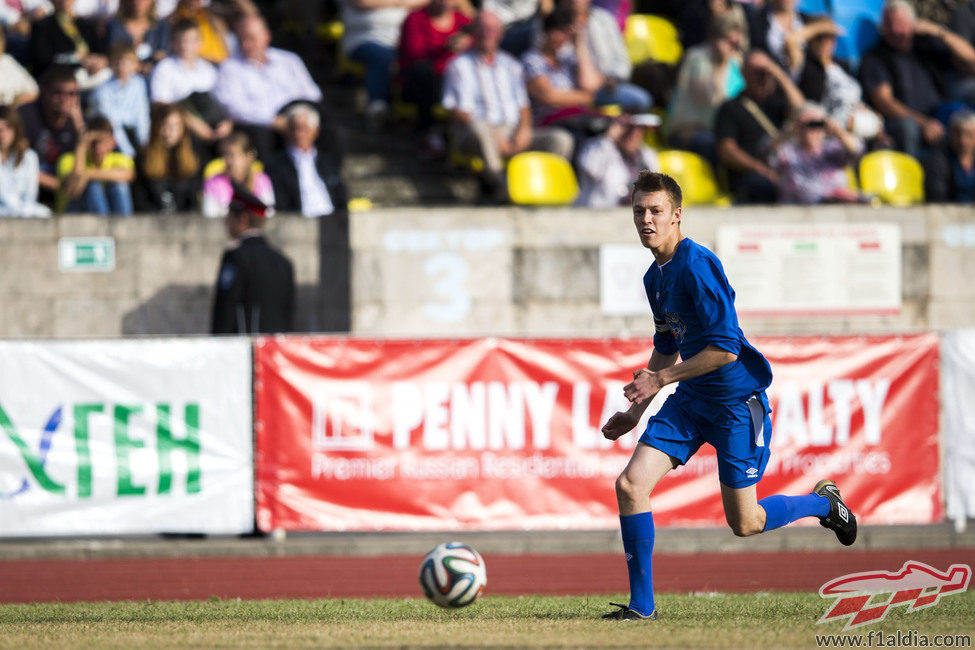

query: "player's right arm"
left=602, top=347, right=678, bottom=440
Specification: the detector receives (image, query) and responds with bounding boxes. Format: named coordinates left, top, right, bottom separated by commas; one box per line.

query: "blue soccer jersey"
left=643, top=237, right=772, bottom=402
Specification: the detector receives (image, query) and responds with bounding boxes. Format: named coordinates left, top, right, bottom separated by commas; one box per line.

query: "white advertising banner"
left=942, top=330, right=975, bottom=531
left=0, top=339, right=253, bottom=536
left=716, top=223, right=901, bottom=316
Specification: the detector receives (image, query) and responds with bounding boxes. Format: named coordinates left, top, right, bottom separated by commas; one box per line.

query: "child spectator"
left=150, top=19, right=232, bottom=147
left=150, top=18, right=216, bottom=104
left=107, top=0, right=172, bottom=74
left=136, top=103, right=201, bottom=212
left=0, top=105, right=52, bottom=217
left=57, top=115, right=135, bottom=215
left=771, top=102, right=864, bottom=204
left=88, top=43, right=151, bottom=158
left=0, top=30, right=39, bottom=107
left=202, top=131, right=274, bottom=217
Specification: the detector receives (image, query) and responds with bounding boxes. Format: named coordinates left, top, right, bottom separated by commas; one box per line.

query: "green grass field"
left=1, top=592, right=972, bottom=649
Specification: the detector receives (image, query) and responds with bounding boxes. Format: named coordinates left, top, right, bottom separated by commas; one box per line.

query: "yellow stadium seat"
left=507, top=152, right=579, bottom=205
left=624, top=14, right=684, bottom=66
left=858, top=150, right=924, bottom=206
left=203, top=158, right=264, bottom=180
left=657, top=149, right=731, bottom=207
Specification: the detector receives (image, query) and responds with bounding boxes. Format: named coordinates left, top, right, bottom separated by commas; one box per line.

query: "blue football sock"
left=620, top=512, right=655, bottom=616
left=759, top=493, right=830, bottom=532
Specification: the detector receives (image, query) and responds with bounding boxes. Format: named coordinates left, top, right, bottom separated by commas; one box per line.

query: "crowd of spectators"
left=1, top=0, right=975, bottom=217
left=0, top=0, right=344, bottom=217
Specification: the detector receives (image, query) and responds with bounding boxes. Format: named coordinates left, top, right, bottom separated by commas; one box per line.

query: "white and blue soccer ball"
left=418, top=542, right=487, bottom=608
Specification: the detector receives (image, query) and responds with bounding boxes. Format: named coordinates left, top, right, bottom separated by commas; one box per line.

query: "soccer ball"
left=418, top=542, right=487, bottom=608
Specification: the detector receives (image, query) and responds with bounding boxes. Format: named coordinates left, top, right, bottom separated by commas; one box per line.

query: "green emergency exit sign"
left=58, top=237, right=115, bottom=272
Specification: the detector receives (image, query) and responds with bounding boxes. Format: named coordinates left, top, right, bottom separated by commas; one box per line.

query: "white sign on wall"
left=0, top=339, right=253, bottom=537
left=599, top=244, right=653, bottom=315
left=716, top=223, right=901, bottom=316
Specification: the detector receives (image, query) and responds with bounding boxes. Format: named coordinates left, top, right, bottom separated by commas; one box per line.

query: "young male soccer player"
left=600, top=170, right=857, bottom=621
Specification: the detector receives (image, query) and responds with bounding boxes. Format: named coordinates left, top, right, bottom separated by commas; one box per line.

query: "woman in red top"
left=398, top=0, right=474, bottom=153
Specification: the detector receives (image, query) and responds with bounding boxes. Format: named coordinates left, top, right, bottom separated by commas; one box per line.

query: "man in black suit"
left=211, top=187, right=295, bottom=334
left=266, top=103, right=347, bottom=217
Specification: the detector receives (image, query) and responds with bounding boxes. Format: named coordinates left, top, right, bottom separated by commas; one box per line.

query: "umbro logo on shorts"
left=746, top=467, right=758, bottom=477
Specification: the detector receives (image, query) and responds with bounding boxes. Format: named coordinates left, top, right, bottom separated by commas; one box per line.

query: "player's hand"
left=623, top=368, right=664, bottom=404
left=601, top=411, right=638, bottom=440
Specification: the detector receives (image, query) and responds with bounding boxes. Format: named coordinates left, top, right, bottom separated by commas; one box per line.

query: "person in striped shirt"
left=441, top=9, right=573, bottom=201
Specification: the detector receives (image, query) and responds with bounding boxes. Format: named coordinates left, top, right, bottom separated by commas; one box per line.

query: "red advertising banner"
left=254, top=334, right=940, bottom=532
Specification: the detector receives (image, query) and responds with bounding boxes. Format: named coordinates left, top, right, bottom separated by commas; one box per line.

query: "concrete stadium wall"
left=1, top=204, right=973, bottom=339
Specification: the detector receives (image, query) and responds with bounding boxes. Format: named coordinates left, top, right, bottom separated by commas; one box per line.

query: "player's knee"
left=727, top=515, right=763, bottom=537
left=615, top=472, right=644, bottom=502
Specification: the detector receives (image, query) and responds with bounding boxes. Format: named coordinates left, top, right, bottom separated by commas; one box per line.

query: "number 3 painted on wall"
left=423, top=253, right=471, bottom=323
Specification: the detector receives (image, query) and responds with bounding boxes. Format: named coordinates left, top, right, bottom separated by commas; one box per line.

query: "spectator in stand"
left=150, top=18, right=214, bottom=103
left=57, top=115, right=135, bottom=214
left=106, top=0, right=172, bottom=75
left=488, top=0, right=550, bottom=57
left=788, top=17, right=883, bottom=142
left=565, top=0, right=651, bottom=113
left=860, top=0, right=975, bottom=161
left=522, top=10, right=604, bottom=128
left=150, top=19, right=232, bottom=147
left=771, top=101, right=863, bottom=204
left=666, top=11, right=746, bottom=164
left=0, top=1, right=50, bottom=65
left=135, top=103, right=200, bottom=212
left=0, top=29, right=39, bottom=107
left=0, top=105, right=51, bottom=216
left=442, top=10, right=574, bottom=201
left=340, top=0, right=426, bottom=128
left=398, top=0, right=472, bottom=154
left=715, top=49, right=804, bottom=204
left=29, top=0, right=109, bottom=88
left=680, top=0, right=746, bottom=51
left=266, top=103, right=347, bottom=217
left=18, top=66, right=85, bottom=203
left=213, top=13, right=322, bottom=161
left=169, top=0, right=233, bottom=64
left=926, top=108, right=975, bottom=203
left=744, top=0, right=807, bottom=71
left=575, top=113, right=660, bottom=207
left=202, top=130, right=274, bottom=217
left=88, top=43, right=150, bottom=158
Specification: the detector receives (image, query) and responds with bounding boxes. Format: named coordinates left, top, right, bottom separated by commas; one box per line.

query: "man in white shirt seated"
left=265, top=103, right=347, bottom=217
left=213, top=13, right=323, bottom=160
left=442, top=9, right=574, bottom=202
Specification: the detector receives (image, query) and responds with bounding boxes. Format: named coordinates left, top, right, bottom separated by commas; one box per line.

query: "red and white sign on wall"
left=254, top=334, right=940, bottom=532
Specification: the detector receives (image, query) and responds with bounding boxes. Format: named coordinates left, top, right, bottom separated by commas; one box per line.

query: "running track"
left=1, top=548, right=973, bottom=603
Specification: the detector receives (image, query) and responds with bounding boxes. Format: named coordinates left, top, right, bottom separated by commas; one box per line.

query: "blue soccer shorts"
left=638, top=388, right=772, bottom=488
